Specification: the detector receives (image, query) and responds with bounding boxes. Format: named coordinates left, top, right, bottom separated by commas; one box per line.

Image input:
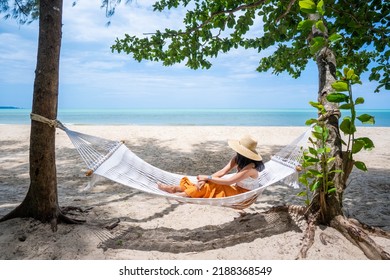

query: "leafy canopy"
left=0, top=0, right=39, bottom=24
left=0, top=0, right=130, bottom=25
left=111, top=0, right=389, bottom=92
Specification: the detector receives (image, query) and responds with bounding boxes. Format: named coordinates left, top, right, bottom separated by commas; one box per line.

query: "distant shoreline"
left=0, top=106, right=20, bottom=109
left=1, top=108, right=390, bottom=126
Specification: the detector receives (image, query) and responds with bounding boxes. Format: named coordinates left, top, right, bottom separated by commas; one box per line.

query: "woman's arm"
left=199, top=168, right=256, bottom=186
left=211, top=156, right=237, bottom=178
left=195, top=156, right=237, bottom=190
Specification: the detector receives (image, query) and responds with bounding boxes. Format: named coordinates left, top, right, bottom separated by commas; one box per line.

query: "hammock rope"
left=30, top=113, right=312, bottom=210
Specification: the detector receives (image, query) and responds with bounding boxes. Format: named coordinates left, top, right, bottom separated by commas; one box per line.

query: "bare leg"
left=174, top=192, right=190, bottom=197
left=157, top=182, right=182, bottom=193
left=157, top=182, right=190, bottom=197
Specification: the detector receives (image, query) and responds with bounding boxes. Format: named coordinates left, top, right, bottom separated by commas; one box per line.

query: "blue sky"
left=0, top=0, right=389, bottom=110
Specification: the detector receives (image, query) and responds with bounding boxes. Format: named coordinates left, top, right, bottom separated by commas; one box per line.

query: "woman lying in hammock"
left=158, top=135, right=265, bottom=198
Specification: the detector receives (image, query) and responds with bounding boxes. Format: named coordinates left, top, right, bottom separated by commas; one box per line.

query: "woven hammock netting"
left=58, top=123, right=312, bottom=210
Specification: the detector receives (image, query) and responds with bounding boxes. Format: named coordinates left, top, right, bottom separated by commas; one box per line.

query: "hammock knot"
left=30, top=113, right=65, bottom=129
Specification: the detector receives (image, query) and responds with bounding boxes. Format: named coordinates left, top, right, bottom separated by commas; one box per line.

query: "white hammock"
left=57, top=122, right=311, bottom=210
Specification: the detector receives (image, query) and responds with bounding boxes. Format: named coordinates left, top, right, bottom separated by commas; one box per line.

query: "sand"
left=0, top=124, right=389, bottom=260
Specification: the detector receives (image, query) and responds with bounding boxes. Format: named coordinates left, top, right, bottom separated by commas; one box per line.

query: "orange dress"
left=179, top=177, right=249, bottom=198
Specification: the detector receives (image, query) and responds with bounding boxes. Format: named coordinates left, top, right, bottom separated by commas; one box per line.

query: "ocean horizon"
left=1, top=108, right=389, bottom=127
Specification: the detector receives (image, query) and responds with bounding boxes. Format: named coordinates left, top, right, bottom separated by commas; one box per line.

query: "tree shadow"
left=78, top=137, right=302, bottom=253
left=99, top=210, right=303, bottom=253
left=343, top=168, right=390, bottom=230
left=52, top=137, right=297, bottom=253
left=1, top=131, right=389, bottom=256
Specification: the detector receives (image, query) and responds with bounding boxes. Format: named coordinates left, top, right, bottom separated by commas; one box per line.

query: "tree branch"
left=276, top=0, right=296, bottom=23
left=184, top=0, right=268, bottom=35
left=144, top=1, right=268, bottom=39
left=14, top=0, right=29, bottom=17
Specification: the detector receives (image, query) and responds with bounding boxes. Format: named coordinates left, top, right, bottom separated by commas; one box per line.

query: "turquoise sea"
left=1, top=108, right=390, bottom=127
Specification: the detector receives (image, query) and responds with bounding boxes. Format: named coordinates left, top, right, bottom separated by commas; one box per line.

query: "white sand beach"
left=0, top=125, right=389, bottom=260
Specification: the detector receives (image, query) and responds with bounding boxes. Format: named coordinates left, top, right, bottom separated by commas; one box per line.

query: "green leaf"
left=327, top=187, right=336, bottom=194
left=314, top=125, right=323, bottom=134
left=227, top=15, right=236, bottom=28
left=340, top=118, right=356, bottom=135
left=317, top=0, right=325, bottom=15
left=328, top=33, right=343, bottom=43
left=316, top=20, right=326, bottom=33
left=297, top=191, right=307, bottom=197
left=310, top=180, right=321, bottom=191
left=299, top=177, right=308, bottom=185
left=308, top=169, right=322, bottom=176
left=327, top=181, right=334, bottom=187
left=317, top=147, right=326, bottom=154
left=297, top=19, right=315, bottom=31
left=352, top=140, right=365, bottom=154
left=354, top=161, right=367, bottom=171
left=305, top=118, right=318, bottom=125
left=326, top=92, right=349, bottom=103
left=302, top=161, right=315, bottom=168
left=299, top=0, right=317, bottom=14
left=351, top=74, right=361, bottom=84
left=324, top=126, right=329, bottom=137
left=304, top=155, right=320, bottom=163
left=339, top=103, right=352, bottom=110
left=352, top=138, right=374, bottom=154
left=355, top=97, right=365, bottom=105
left=308, top=147, right=318, bottom=156
left=312, top=132, right=323, bottom=140
left=357, top=114, right=375, bottom=124
left=355, top=137, right=375, bottom=150
left=309, top=101, right=325, bottom=112
left=332, top=81, right=349, bottom=91
left=329, top=169, right=343, bottom=174
left=310, top=37, right=326, bottom=54
left=346, top=68, right=355, bottom=80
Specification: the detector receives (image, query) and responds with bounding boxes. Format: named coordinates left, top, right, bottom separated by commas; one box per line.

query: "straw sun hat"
left=228, top=135, right=262, bottom=161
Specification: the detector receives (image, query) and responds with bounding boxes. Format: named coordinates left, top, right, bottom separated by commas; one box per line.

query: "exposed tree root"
left=61, top=206, right=93, bottom=214
left=0, top=202, right=86, bottom=233
left=0, top=203, right=26, bottom=223
left=51, top=211, right=85, bottom=232
left=265, top=205, right=390, bottom=260
left=348, top=218, right=390, bottom=239
left=296, top=212, right=317, bottom=259
left=330, top=215, right=390, bottom=260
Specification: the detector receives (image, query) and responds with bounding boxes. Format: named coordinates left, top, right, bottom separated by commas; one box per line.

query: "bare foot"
left=157, top=182, right=176, bottom=193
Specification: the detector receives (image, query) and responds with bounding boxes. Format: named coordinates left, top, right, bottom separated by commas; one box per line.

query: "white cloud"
left=62, top=0, right=186, bottom=43
left=1, top=1, right=387, bottom=109
left=56, top=1, right=268, bottom=103
left=0, top=33, right=37, bottom=84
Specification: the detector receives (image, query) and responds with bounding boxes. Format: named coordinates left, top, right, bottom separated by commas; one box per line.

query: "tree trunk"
left=315, top=46, right=344, bottom=223
left=305, top=15, right=389, bottom=259
left=306, top=12, right=344, bottom=224
left=0, top=0, right=75, bottom=231
left=29, top=0, right=62, bottom=223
